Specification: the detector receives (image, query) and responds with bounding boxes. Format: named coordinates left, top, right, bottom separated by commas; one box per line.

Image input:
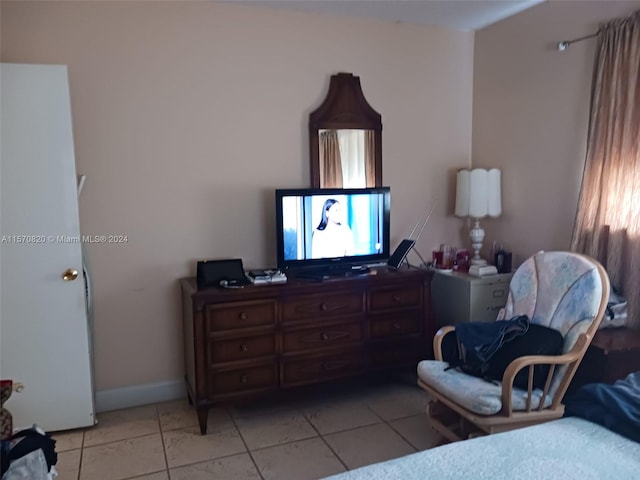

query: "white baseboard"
left=95, top=379, right=185, bottom=413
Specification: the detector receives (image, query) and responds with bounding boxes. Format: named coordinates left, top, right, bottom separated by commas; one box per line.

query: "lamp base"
left=469, top=219, right=487, bottom=267
left=470, top=257, right=487, bottom=266
left=469, top=264, right=498, bottom=277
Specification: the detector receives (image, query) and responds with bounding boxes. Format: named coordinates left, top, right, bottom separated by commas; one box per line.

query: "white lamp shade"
left=487, top=169, right=502, bottom=217
left=455, top=168, right=502, bottom=218
left=454, top=170, right=471, bottom=217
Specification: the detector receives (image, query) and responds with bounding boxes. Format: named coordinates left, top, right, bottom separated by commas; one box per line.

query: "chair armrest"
left=501, top=333, right=591, bottom=415
left=433, top=326, right=456, bottom=361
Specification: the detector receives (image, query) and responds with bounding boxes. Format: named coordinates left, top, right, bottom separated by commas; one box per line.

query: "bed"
left=322, top=416, right=640, bottom=480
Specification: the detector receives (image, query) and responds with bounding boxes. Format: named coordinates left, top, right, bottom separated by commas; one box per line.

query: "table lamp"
left=455, top=168, right=502, bottom=266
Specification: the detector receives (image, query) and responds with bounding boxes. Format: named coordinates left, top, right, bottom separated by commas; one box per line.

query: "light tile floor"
left=52, top=378, right=444, bottom=480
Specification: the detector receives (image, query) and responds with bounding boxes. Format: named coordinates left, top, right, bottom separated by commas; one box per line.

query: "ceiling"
left=235, top=0, right=546, bottom=31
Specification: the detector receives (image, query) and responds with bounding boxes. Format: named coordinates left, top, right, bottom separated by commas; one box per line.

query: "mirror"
left=309, top=73, right=382, bottom=188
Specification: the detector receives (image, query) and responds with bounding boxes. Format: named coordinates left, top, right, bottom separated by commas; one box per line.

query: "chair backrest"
left=501, top=251, right=610, bottom=395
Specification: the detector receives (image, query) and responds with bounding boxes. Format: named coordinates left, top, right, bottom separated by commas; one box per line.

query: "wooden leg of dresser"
left=196, top=406, right=209, bottom=435
left=184, top=376, right=195, bottom=406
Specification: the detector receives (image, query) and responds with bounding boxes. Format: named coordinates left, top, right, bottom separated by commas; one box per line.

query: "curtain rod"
left=558, top=10, right=639, bottom=51
left=558, top=31, right=599, bottom=51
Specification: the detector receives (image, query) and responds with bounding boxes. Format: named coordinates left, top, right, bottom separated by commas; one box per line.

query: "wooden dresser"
left=180, top=267, right=433, bottom=434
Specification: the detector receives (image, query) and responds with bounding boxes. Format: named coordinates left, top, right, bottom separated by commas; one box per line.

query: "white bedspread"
left=322, top=418, right=640, bottom=480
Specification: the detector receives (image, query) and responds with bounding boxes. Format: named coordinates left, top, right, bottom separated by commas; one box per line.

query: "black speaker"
left=387, top=239, right=415, bottom=269
left=196, top=258, right=251, bottom=290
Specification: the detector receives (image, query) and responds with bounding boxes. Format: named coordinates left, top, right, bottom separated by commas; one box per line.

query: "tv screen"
left=275, top=187, right=391, bottom=273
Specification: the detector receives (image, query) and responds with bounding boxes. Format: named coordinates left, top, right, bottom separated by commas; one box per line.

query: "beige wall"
left=473, top=0, right=640, bottom=267
left=1, top=1, right=473, bottom=395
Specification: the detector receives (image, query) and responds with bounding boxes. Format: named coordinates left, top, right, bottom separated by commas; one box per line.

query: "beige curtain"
left=319, top=130, right=343, bottom=188
left=338, top=130, right=366, bottom=188
left=571, top=10, right=640, bottom=329
left=364, top=130, right=376, bottom=187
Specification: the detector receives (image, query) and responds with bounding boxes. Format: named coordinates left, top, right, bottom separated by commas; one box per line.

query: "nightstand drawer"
left=369, top=286, right=422, bottom=311
left=282, top=293, right=364, bottom=323
left=205, top=300, right=277, bottom=332
left=282, top=321, right=364, bottom=353
left=470, top=284, right=510, bottom=320
left=208, top=334, right=276, bottom=364
left=432, top=272, right=512, bottom=325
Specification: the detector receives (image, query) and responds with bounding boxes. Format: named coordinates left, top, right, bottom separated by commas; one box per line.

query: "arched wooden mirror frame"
left=309, top=73, right=382, bottom=188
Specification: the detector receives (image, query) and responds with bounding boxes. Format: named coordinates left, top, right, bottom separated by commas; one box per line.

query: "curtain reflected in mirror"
left=319, top=129, right=375, bottom=188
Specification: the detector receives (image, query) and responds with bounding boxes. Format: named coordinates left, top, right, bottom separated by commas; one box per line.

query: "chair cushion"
left=503, top=252, right=604, bottom=348
left=417, top=360, right=553, bottom=416
left=501, top=251, right=606, bottom=397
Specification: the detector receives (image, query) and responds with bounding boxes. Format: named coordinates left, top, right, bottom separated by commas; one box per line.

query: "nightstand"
left=569, top=327, right=640, bottom=393
left=431, top=271, right=513, bottom=327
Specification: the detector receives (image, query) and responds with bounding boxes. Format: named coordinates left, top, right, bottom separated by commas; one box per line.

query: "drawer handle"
left=392, top=295, right=401, bottom=303
left=239, top=312, right=248, bottom=320
left=240, top=343, right=249, bottom=352
left=320, top=361, right=343, bottom=372
left=240, top=375, right=248, bottom=384
left=320, top=303, right=328, bottom=311
left=393, top=322, right=402, bottom=330
left=321, top=332, right=329, bottom=341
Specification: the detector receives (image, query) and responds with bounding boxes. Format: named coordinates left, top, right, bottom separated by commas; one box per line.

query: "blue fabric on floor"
left=565, top=371, right=640, bottom=442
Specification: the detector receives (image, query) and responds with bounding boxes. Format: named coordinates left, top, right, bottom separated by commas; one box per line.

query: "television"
left=275, top=187, right=391, bottom=276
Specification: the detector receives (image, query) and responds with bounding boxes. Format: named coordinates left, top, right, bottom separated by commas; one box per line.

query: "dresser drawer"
left=280, top=350, right=365, bottom=387
left=209, top=363, right=277, bottom=397
left=282, top=322, right=364, bottom=353
left=208, top=334, right=276, bottom=364
left=369, top=286, right=422, bottom=312
left=205, top=300, right=277, bottom=332
left=282, top=293, right=364, bottom=323
left=370, top=314, right=421, bottom=338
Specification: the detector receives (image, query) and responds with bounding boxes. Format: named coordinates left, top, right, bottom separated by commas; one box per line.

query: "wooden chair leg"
left=426, top=400, right=463, bottom=443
